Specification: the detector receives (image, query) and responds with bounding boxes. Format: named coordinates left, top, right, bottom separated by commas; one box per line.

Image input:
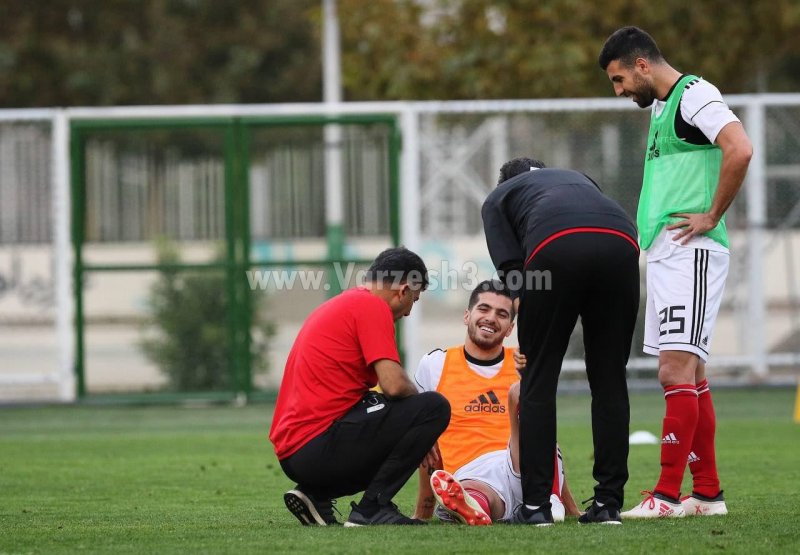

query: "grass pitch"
left=1, top=387, right=798, bottom=554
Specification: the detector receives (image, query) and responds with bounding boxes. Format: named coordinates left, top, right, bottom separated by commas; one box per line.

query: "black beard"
left=636, top=93, right=655, bottom=108
left=467, top=323, right=503, bottom=351
left=634, top=83, right=657, bottom=108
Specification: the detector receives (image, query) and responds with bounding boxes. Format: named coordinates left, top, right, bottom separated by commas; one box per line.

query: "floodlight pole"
left=323, top=0, right=344, bottom=287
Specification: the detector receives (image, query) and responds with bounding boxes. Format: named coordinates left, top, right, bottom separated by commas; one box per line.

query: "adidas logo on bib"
left=465, top=390, right=506, bottom=414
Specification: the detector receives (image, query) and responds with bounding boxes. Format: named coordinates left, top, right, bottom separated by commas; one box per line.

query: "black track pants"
left=280, top=391, right=450, bottom=503
left=517, top=232, right=639, bottom=509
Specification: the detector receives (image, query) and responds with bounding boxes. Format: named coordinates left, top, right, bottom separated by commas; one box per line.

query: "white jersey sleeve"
left=680, top=79, right=740, bottom=144
left=414, top=349, right=447, bottom=393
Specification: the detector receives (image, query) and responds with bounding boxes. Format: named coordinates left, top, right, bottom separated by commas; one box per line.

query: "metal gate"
left=70, top=114, right=400, bottom=401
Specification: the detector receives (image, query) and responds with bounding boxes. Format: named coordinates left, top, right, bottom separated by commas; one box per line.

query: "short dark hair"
left=598, top=26, right=663, bottom=70
left=468, top=279, right=515, bottom=319
left=366, top=246, right=428, bottom=289
left=497, top=157, right=546, bottom=185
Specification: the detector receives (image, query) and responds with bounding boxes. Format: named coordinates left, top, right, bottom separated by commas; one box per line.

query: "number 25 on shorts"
left=658, top=305, right=685, bottom=336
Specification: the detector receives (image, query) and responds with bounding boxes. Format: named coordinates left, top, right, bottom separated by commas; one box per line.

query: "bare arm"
left=374, top=359, right=418, bottom=399
left=668, top=121, right=753, bottom=244
left=709, top=122, right=753, bottom=221
left=412, top=444, right=443, bottom=520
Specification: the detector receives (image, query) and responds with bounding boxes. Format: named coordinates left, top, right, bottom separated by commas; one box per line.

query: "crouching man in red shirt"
left=270, top=247, right=451, bottom=526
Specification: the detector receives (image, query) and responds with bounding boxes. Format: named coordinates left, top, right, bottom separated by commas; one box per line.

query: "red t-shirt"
left=269, top=287, right=400, bottom=460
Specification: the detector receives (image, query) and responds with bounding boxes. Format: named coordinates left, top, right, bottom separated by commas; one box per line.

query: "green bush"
left=139, top=238, right=275, bottom=392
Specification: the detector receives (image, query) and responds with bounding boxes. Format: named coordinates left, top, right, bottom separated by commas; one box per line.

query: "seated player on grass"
left=412, top=280, right=580, bottom=525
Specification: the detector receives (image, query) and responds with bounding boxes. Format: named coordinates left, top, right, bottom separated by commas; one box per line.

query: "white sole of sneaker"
left=621, top=508, right=685, bottom=519
left=343, top=522, right=363, bottom=528
left=284, top=489, right=327, bottom=526
left=621, top=513, right=685, bottom=519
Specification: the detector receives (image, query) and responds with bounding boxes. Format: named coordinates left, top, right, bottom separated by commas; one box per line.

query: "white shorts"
left=644, top=246, right=729, bottom=361
left=452, top=447, right=564, bottom=521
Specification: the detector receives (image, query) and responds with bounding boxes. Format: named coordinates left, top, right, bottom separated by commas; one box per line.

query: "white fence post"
left=745, top=99, right=768, bottom=379
left=401, top=106, right=422, bottom=372
left=53, top=110, right=75, bottom=401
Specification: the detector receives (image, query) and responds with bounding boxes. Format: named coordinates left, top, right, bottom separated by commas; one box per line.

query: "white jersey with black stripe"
left=651, top=77, right=739, bottom=145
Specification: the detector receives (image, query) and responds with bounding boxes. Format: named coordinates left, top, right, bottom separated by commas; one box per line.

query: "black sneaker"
left=284, top=488, right=339, bottom=526
left=510, top=502, right=554, bottom=526
left=344, top=501, right=426, bottom=526
left=578, top=500, right=622, bottom=525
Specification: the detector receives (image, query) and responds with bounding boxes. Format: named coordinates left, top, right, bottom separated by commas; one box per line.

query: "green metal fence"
left=70, top=114, right=401, bottom=401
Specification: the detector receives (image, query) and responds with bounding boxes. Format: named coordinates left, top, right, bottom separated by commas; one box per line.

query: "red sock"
left=464, top=488, right=491, bottom=516
left=654, top=384, right=698, bottom=500
left=688, top=379, right=721, bottom=498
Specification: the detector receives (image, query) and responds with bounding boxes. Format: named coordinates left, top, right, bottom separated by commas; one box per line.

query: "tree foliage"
left=0, top=0, right=321, bottom=106
left=1, top=0, right=799, bottom=107
left=339, top=0, right=800, bottom=100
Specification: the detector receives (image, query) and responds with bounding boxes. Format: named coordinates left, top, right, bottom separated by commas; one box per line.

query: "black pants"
left=280, top=391, right=450, bottom=503
left=517, top=232, right=639, bottom=509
